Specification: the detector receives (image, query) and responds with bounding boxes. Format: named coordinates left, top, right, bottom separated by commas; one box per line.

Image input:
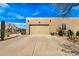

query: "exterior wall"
left=50, top=18, right=79, bottom=33
left=26, top=17, right=79, bottom=34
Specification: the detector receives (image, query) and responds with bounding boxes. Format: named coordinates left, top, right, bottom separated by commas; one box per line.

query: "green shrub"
left=21, top=29, right=26, bottom=35
left=76, top=31, right=79, bottom=36
left=67, top=30, right=74, bottom=36
left=50, top=33, right=54, bottom=35
left=58, top=30, right=64, bottom=36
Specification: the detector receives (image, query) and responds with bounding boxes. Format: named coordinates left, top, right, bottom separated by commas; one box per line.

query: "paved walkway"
left=0, top=35, right=77, bottom=56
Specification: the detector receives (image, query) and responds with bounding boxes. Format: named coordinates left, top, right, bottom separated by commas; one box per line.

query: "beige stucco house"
left=26, top=17, right=79, bottom=35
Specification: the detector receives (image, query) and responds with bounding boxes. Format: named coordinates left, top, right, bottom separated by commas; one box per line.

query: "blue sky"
left=0, top=3, right=79, bottom=29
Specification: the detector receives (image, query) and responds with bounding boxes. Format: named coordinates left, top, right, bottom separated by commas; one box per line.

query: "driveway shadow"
left=0, top=35, right=19, bottom=41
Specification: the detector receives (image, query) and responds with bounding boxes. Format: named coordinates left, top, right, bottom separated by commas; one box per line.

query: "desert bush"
left=67, top=29, right=74, bottom=36
left=76, top=31, right=79, bottom=36
left=67, top=29, right=74, bottom=40
left=21, top=29, right=26, bottom=35
left=50, top=33, right=54, bottom=35
left=58, top=30, right=64, bottom=36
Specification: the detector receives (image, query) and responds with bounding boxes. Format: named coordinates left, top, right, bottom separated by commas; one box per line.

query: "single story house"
left=26, top=17, right=79, bottom=35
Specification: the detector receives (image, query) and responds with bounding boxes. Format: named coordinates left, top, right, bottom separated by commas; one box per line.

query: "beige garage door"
left=30, top=26, right=49, bottom=35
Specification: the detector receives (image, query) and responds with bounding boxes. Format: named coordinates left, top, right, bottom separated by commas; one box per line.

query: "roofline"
left=26, top=17, right=79, bottom=19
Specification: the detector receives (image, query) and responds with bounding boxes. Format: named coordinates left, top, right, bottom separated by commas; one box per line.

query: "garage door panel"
left=30, top=26, right=49, bottom=34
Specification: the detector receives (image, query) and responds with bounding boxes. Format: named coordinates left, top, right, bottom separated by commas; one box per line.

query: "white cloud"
left=14, top=23, right=26, bottom=25
left=32, top=10, right=40, bottom=16
left=0, top=3, right=10, bottom=13
left=0, top=3, right=10, bottom=8
left=72, top=5, right=79, bottom=10
left=13, top=23, right=26, bottom=29
left=8, top=12, right=25, bottom=19
left=16, top=14, right=24, bottom=19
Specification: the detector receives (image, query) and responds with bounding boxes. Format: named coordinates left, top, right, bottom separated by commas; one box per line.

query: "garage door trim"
left=29, top=24, right=49, bottom=26
left=29, top=24, right=49, bottom=34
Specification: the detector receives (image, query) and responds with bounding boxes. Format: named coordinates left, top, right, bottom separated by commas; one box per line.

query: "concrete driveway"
left=0, top=35, right=75, bottom=56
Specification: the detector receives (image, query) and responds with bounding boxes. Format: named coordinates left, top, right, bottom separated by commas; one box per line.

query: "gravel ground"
left=0, top=35, right=78, bottom=56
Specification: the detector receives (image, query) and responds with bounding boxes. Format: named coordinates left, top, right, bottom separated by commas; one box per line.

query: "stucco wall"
left=26, top=17, right=79, bottom=34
